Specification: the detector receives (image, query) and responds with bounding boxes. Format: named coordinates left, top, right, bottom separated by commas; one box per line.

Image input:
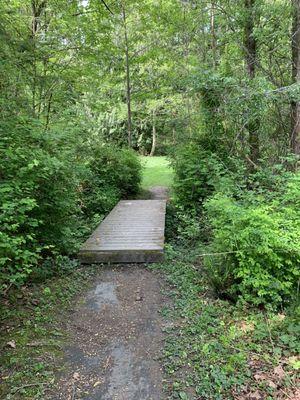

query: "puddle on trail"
left=66, top=345, right=105, bottom=372
left=82, top=342, right=159, bottom=400
left=86, top=282, right=118, bottom=311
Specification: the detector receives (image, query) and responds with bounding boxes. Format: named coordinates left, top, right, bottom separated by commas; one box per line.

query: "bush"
left=171, top=142, right=224, bottom=210
left=0, top=119, right=142, bottom=291
left=203, top=173, right=300, bottom=308
left=0, top=118, right=82, bottom=290
left=81, top=145, right=142, bottom=219
left=165, top=203, right=203, bottom=246
left=0, top=192, right=42, bottom=288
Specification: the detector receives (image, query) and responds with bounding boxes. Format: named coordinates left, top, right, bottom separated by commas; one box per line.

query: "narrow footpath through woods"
left=51, top=188, right=170, bottom=400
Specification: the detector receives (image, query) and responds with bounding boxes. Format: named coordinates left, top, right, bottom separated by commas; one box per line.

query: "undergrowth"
left=0, top=265, right=98, bottom=399
left=150, top=248, right=300, bottom=400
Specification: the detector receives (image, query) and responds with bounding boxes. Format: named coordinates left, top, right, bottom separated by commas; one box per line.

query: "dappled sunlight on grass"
left=140, top=156, right=174, bottom=189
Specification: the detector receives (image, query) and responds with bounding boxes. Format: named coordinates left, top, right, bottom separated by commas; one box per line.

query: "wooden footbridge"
left=79, top=200, right=167, bottom=264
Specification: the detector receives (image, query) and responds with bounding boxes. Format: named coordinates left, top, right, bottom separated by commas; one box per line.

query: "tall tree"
left=291, top=0, right=300, bottom=155
left=244, top=0, right=260, bottom=167
left=121, top=0, right=132, bottom=147
left=210, top=0, right=217, bottom=69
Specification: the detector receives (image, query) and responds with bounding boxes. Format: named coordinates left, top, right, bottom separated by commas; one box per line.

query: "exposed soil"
left=48, top=186, right=170, bottom=399
left=147, top=186, right=169, bottom=200
left=50, top=264, right=169, bottom=400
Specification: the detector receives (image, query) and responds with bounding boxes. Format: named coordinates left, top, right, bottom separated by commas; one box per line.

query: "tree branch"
left=100, top=0, right=113, bottom=15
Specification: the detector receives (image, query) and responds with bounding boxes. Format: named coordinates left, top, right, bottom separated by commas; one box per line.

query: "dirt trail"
left=51, top=188, right=169, bottom=400
left=147, top=186, right=169, bottom=200
left=52, top=265, right=167, bottom=400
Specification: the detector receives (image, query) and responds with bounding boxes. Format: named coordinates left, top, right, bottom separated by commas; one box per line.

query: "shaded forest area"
left=0, top=0, right=299, bottom=398
left=1, top=0, right=299, bottom=305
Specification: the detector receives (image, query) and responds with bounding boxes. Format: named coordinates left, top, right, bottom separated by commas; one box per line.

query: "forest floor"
left=51, top=264, right=169, bottom=399
left=0, top=157, right=299, bottom=399
left=50, top=172, right=171, bottom=399
left=0, top=157, right=173, bottom=400
left=1, top=252, right=299, bottom=400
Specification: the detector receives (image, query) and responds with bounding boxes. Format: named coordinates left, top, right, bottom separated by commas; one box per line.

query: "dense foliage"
left=172, top=143, right=224, bottom=210
left=1, top=1, right=300, bottom=399
left=151, top=253, right=300, bottom=400
left=82, top=145, right=141, bottom=219
left=171, top=140, right=300, bottom=307
left=204, top=173, right=300, bottom=307
left=0, top=0, right=299, bottom=305
left=0, top=117, right=141, bottom=290
left=0, top=0, right=146, bottom=291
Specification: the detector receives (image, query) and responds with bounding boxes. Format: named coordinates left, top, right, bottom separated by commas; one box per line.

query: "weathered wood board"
left=79, top=200, right=167, bottom=263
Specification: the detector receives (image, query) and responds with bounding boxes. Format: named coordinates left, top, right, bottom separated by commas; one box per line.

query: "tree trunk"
left=31, top=1, right=47, bottom=117
left=182, top=3, right=192, bottom=137
left=44, top=92, right=52, bottom=132
left=150, top=110, right=156, bottom=156
left=291, top=0, right=300, bottom=155
left=244, top=0, right=260, bottom=167
left=210, top=0, right=217, bottom=69
left=121, top=2, right=132, bottom=147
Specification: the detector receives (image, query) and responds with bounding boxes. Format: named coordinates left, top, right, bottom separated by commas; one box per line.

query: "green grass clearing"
left=140, top=156, right=173, bottom=189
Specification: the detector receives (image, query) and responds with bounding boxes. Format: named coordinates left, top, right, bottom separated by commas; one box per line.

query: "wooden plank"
left=79, top=200, right=166, bottom=263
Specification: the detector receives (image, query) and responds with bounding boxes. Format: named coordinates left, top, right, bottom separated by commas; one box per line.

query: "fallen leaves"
left=249, top=390, right=262, bottom=399
left=253, top=373, right=264, bottom=381
left=238, top=320, right=255, bottom=333
left=253, top=365, right=285, bottom=383
left=273, top=365, right=285, bottom=379
left=6, top=340, right=16, bottom=349
left=237, top=359, right=296, bottom=400
left=72, top=372, right=80, bottom=381
left=254, top=372, right=277, bottom=390
left=268, top=380, right=277, bottom=389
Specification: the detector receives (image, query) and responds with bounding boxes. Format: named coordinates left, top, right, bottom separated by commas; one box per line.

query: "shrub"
left=0, top=190, right=42, bottom=288
left=0, top=118, right=82, bottom=290
left=81, top=145, right=142, bottom=219
left=203, top=173, right=300, bottom=308
left=0, top=119, right=142, bottom=291
left=165, top=203, right=203, bottom=246
left=171, top=142, right=224, bottom=210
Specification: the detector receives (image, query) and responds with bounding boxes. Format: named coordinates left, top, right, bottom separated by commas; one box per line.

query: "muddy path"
left=51, top=264, right=169, bottom=400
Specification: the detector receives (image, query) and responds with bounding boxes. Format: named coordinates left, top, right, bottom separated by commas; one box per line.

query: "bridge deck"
left=79, top=200, right=166, bottom=264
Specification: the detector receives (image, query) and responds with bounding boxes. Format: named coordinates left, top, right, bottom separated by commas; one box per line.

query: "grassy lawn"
left=140, top=156, right=174, bottom=189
